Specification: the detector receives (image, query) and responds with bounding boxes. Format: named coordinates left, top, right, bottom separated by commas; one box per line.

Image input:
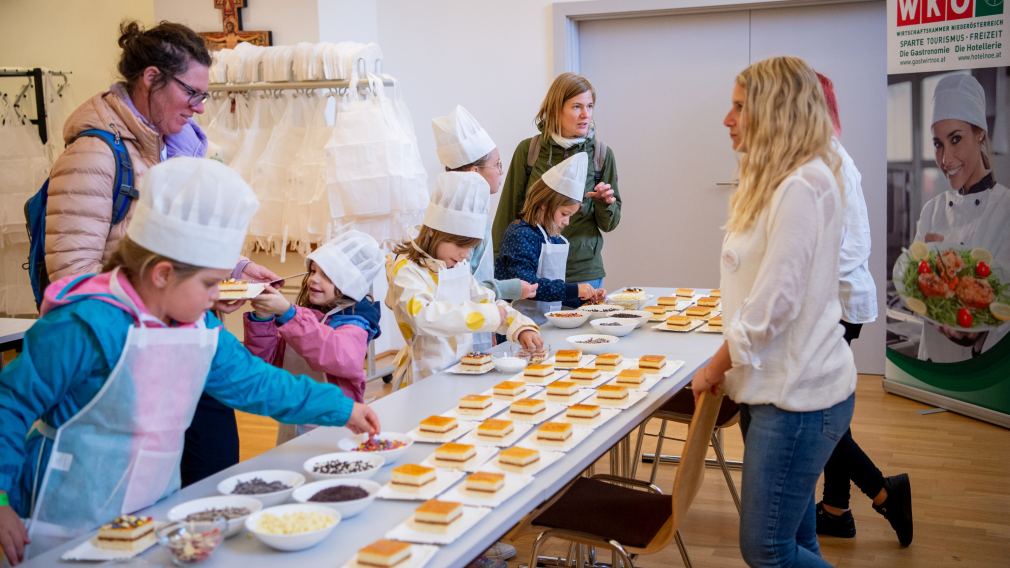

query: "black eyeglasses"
left=171, top=76, right=209, bottom=107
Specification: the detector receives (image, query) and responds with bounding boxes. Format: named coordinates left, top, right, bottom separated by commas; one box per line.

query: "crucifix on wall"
left=200, top=0, right=272, bottom=51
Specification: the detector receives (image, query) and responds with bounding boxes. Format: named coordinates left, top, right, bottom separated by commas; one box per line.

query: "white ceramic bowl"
left=336, top=432, right=412, bottom=464
left=291, top=479, right=380, bottom=519
left=590, top=317, right=637, bottom=337
left=609, top=310, right=651, bottom=329
left=216, top=470, right=305, bottom=507
left=245, top=503, right=340, bottom=552
left=544, top=310, right=590, bottom=328
left=565, top=333, right=620, bottom=354
left=303, top=452, right=384, bottom=481
left=577, top=304, right=624, bottom=320
left=167, top=495, right=263, bottom=538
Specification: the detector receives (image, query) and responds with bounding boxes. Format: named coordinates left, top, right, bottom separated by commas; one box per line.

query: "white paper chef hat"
left=541, top=152, right=588, bottom=202
left=422, top=172, right=490, bottom=239
left=431, top=105, right=496, bottom=169
left=932, top=74, right=987, bottom=131
left=306, top=230, right=384, bottom=301
left=127, top=157, right=259, bottom=269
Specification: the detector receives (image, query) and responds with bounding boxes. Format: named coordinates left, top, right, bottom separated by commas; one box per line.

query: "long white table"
left=26, top=288, right=722, bottom=567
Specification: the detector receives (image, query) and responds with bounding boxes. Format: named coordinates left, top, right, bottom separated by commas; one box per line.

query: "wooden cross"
left=200, top=0, right=272, bottom=51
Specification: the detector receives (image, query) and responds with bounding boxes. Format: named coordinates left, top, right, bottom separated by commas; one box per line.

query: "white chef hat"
left=431, top=105, right=496, bottom=169
left=932, top=73, right=987, bottom=131
left=127, top=157, right=259, bottom=269
left=422, top=172, right=490, bottom=239
left=541, top=152, right=588, bottom=202
left=306, top=230, right=384, bottom=301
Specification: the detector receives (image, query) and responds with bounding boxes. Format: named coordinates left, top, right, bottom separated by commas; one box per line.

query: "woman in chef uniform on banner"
left=430, top=106, right=538, bottom=352
left=913, top=74, right=1010, bottom=362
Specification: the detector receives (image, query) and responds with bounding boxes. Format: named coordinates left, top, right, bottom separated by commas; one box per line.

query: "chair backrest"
left=672, top=389, right=725, bottom=521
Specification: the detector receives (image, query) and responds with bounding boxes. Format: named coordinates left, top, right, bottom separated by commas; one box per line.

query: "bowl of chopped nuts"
left=589, top=317, right=637, bottom=337
left=157, top=518, right=227, bottom=564
left=565, top=334, right=620, bottom=354
left=337, top=432, right=412, bottom=464
left=609, top=310, right=651, bottom=329
left=302, top=452, right=385, bottom=481
left=577, top=304, right=624, bottom=320
left=168, top=495, right=262, bottom=538
left=544, top=309, right=590, bottom=328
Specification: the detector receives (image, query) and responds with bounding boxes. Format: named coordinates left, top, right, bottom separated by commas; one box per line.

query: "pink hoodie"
left=244, top=306, right=368, bottom=402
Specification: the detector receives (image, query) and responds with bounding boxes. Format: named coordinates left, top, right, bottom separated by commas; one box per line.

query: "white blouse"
left=836, top=141, right=878, bottom=324
left=720, top=157, right=857, bottom=412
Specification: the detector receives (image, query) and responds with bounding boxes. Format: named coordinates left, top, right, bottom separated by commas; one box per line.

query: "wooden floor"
left=235, top=375, right=1010, bottom=567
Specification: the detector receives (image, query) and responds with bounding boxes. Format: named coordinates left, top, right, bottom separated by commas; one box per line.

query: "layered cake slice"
left=615, top=368, right=646, bottom=386
left=510, top=398, right=546, bottom=417
left=553, top=349, right=582, bottom=369
left=92, top=515, right=155, bottom=552
left=434, top=442, right=476, bottom=466
left=497, top=446, right=540, bottom=470
left=477, top=418, right=514, bottom=439
left=419, top=415, right=458, bottom=436
left=464, top=472, right=506, bottom=494
left=413, top=500, right=463, bottom=534
left=566, top=403, right=601, bottom=420
left=536, top=421, right=573, bottom=443
left=492, top=380, right=525, bottom=398
left=594, top=353, right=623, bottom=370
left=596, top=384, right=630, bottom=401
left=391, top=464, right=436, bottom=490
left=460, top=352, right=494, bottom=372
left=546, top=380, right=579, bottom=398
left=458, top=394, right=492, bottom=414
left=569, top=367, right=601, bottom=383
left=638, top=355, right=667, bottom=371
left=356, top=539, right=412, bottom=567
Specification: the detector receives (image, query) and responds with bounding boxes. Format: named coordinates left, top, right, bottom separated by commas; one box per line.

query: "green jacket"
left=491, top=135, right=621, bottom=282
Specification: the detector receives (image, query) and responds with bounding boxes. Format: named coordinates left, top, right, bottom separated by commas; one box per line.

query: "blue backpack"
left=24, top=128, right=137, bottom=307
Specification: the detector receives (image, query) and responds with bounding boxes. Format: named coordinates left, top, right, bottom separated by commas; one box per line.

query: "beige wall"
left=0, top=0, right=155, bottom=113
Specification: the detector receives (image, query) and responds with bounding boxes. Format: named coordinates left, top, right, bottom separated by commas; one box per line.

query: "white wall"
left=0, top=0, right=155, bottom=112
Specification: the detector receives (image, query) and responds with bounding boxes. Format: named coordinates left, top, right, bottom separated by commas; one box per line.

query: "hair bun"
left=118, top=20, right=144, bottom=49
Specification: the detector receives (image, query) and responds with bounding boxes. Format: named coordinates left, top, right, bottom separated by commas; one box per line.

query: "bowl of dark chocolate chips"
left=291, top=478, right=381, bottom=518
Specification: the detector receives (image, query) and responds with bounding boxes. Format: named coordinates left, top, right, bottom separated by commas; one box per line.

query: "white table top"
left=0, top=318, right=34, bottom=346
left=25, top=288, right=722, bottom=567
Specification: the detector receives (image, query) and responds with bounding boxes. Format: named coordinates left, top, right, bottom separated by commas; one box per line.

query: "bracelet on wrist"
left=0, top=493, right=9, bottom=507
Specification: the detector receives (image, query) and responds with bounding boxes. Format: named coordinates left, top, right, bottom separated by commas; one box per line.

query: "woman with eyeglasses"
left=42, top=20, right=277, bottom=489
left=491, top=73, right=621, bottom=299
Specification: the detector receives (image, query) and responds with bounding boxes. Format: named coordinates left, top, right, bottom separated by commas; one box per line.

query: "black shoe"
left=816, top=501, right=856, bottom=538
left=873, top=473, right=913, bottom=547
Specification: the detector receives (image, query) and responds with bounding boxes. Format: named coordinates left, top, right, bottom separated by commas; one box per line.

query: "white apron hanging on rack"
left=26, top=270, right=217, bottom=555
left=513, top=225, right=569, bottom=325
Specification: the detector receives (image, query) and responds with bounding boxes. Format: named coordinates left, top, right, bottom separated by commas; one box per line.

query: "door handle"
left=715, top=180, right=739, bottom=187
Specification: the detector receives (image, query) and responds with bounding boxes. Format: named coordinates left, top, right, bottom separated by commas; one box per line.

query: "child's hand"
left=517, top=330, right=543, bottom=351
left=593, top=288, right=608, bottom=303
left=0, top=503, right=29, bottom=566
left=250, top=286, right=291, bottom=317
left=242, top=261, right=280, bottom=283
left=520, top=280, right=539, bottom=299
left=346, top=403, right=380, bottom=436
left=215, top=299, right=245, bottom=315
left=577, top=283, right=596, bottom=300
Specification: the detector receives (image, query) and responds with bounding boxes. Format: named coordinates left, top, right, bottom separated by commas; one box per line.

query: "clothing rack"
left=207, top=77, right=395, bottom=93
left=0, top=67, right=71, bottom=145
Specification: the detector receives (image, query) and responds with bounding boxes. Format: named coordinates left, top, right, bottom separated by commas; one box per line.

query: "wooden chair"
left=631, top=386, right=742, bottom=513
left=526, top=390, right=725, bottom=568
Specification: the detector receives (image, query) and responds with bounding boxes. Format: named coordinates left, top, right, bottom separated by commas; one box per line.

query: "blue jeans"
left=561, top=278, right=603, bottom=308
left=738, top=394, right=855, bottom=567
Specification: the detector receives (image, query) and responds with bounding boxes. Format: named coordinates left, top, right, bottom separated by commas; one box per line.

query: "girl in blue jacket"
left=0, top=158, right=379, bottom=565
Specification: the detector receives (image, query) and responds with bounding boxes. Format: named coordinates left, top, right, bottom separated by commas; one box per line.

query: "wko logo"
left=898, top=0, right=1003, bottom=26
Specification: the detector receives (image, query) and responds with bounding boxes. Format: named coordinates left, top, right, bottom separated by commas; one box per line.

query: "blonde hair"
left=520, top=179, right=581, bottom=235
left=728, top=56, right=841, bottom=233
left=972, top=125, right=993, bottom=172
left=102, top=236, right=203, bottom=281
left=392, top=226, right=482, bottom=266
left=535, top=73, right=596, bottom=138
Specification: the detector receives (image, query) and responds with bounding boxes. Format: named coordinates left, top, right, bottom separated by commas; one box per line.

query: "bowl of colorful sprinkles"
left=565, top=333, right=620, bottom=354
left=245, top=503, right=340, bottom=552
left=156, top=518, right=227, bottom=565
left=216, top=470, right=305, bottom=507
left=303, top=451, right=385, bottom=481
left=337, top=432, right=413, bottom=464
left=167, top=495, right=263, bottom=538
left=291, top=478, right=381, bottom=518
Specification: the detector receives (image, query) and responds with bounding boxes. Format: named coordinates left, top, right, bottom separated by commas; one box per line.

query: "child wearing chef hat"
left=0, top=158, right=379, bottom=562
left=495, top=153, right=607, bottom=324
left=245, top=229, right=385, bottom=443
left=912, top=73, right=1010, bottom=362
left=386, top=171, right=542, bottom=388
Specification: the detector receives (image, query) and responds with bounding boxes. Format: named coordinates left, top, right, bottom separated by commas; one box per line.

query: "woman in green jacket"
left=491, top=73, right=621, bottom=293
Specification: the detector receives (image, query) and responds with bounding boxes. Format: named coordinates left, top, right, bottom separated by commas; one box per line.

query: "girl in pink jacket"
left=244, top=231, right=385, bottom=443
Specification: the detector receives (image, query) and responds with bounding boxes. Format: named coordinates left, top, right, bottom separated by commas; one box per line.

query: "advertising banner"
left=885, top=0, right=1010, bottom=427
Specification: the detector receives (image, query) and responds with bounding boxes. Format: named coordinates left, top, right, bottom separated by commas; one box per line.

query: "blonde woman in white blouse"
left=692, top=56, right=857, bottom=567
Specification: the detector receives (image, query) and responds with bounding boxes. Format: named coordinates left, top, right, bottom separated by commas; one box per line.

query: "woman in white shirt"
left=813, top=73, right=913, bottom=547
left=692, top=56, right=857, bottom=567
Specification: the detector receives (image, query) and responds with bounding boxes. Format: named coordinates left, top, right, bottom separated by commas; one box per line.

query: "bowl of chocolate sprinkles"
left=292, top=479, right=381, bottom=518
left=216, top=470, right=305, bottom=507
